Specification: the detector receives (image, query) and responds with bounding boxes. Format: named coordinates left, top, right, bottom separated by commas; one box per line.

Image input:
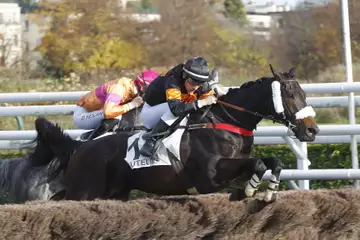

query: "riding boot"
left=88, top=118, right=119, bottom=140
left=139, top=119, right=169, bottom=157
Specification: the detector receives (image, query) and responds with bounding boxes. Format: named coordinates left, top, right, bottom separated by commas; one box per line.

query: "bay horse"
left=37, top=65, right=319, bottom=203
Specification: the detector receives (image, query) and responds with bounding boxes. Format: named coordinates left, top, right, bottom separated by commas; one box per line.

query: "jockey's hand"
left=197, top=95, right=217, bottom=108
left=129, top=96, right=144, bottom=108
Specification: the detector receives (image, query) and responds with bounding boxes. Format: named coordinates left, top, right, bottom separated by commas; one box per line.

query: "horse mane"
left=221, top=76, right=274, bottom=98
left=38, top=119, right=74, bottom=145
left=22, top=136, right=53, bottom=167
left=21, top=118, right=73, bottom=167
left=239, top=76, right=273, bottom=90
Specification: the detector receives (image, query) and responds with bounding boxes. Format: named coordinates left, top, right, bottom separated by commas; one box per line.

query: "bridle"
left=207, top=83, right=299, bottom=135
left=214, top=99, right=297, bottom=136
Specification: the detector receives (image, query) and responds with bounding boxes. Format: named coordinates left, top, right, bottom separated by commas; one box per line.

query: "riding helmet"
left=183, top=57, right=210, bottom=83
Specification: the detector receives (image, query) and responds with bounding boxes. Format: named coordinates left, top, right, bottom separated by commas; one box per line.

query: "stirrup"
left=87, top=125, right=104, bottom=140
left=80, top=131, right=93, bottom=141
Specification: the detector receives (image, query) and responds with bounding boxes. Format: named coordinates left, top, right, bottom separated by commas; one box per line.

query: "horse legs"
left=261, top=157, right=282, bottom=203
left=229, top=157, right=267, bottom=201
left=108, top=189, right=130, bottom=201
left=244, top=157, right=267, bottom=198
left=64, top=156, right=107, bottom=201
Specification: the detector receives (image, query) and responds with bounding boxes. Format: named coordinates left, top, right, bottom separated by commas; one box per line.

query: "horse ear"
left=289, top=66, right=297, bottom=76
left=269, top=64, right=276, bottom=77
left=269, top=64, right=282, bottom=81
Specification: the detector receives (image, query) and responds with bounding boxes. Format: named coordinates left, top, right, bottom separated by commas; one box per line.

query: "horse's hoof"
left=264, top=192, right=278, bottom=203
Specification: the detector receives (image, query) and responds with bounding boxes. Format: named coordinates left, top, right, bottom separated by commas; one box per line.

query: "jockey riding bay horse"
left=36, top=65, right=319, bottom=203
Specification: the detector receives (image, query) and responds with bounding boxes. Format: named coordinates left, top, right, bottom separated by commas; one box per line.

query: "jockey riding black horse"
left=34, top=65, right=319, bottom=203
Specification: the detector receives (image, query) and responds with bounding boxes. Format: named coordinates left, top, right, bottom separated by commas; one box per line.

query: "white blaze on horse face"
left=271, top=81, right=284, bottom=113
left=295, top=106, right=316, bottom=120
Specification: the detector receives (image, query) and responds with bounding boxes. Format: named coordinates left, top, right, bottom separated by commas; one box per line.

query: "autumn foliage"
left=33, top=0, right=360, bottom=82
left=36, top=0, right=148, bottom=78
left=269, top=0, right=360, bottom=79
left=34, top=0, right=270, bottom=80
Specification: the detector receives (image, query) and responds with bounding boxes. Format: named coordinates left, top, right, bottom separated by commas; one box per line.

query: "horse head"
left=198, top=65, right=319, bottom=142
left=268, top=64, right=319, bottom=141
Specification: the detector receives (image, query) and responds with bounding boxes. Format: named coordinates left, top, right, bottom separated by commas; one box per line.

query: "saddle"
left=79, top=118, right=120, bottom=141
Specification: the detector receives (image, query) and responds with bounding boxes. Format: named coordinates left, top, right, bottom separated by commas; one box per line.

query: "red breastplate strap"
left=205, top=123, right=254, bottom=136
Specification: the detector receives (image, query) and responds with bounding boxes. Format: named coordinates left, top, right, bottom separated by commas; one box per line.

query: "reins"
left=216, top=99, right=291, bottom=126
left=115, top=97, right=294, bottom=138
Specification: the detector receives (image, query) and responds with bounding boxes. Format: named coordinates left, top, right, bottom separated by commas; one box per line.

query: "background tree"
left=36, top=0, right=148, bottom=80
left=140, top=0, right=153, bottom=10
left=0, top=25, right=21, bottom=67
left=147, top=0, right=267, bottom=79
left=269, top=1, right=343, bottom=79
left=223, top=0, right=247, bottom=24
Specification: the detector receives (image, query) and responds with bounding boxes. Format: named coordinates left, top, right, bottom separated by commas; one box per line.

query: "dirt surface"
left=0, top=188, right=359, bottom=240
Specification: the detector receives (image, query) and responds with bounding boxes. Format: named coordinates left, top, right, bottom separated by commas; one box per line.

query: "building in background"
left=21, top=13, right=49, bottom=70
left=245, top=1, right=290, bottom=40
left=0, top=0, right=21, bottom=67
left=212, top=0, right=291, bottom=41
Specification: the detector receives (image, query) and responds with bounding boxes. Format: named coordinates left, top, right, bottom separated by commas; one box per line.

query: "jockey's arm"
left=103, top=83, right=133, bottom=119
left=199, top=83, right=216, bottom=99
left=166, top=76, right=198, bottom=117
left=103, top=100, right=133, bottom=119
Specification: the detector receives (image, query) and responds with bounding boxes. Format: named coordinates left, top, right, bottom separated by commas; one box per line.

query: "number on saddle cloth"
left=124, top=117, right=189, bottom=171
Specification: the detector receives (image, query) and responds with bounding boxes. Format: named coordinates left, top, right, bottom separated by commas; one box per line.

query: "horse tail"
left=20, top=125, right=55, bottom=167
left=33, top=117, right=82, bottom=174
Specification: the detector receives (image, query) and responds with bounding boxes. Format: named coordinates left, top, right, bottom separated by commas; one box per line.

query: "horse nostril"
left=307, top=127, right=317, bottom=135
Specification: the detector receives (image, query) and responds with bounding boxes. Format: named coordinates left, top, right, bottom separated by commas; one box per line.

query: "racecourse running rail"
left=0, top=82, right=359, bottom=190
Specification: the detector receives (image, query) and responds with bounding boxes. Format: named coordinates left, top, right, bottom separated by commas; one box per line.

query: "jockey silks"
left=76, top=77, right=138, bottom=119
left=144, top=64, right=214, bottom=117
left=73, top=77, right=138, bottom=129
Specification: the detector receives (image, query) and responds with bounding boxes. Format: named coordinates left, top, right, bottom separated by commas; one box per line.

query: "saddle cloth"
left=124, top=117, right=188, bottom=170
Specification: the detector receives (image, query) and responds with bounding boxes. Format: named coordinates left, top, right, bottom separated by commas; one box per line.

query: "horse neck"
left=207, top=82, right=273, bottom=130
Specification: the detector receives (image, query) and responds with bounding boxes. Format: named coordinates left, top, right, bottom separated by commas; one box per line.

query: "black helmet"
left=183, top=57, right=210, bottom=83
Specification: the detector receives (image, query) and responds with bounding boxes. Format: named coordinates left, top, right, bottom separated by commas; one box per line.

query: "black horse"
left=36, top=65, right=320, bottom=202
left=0, top=106, right=144, bottom=204
left=0, top=131, right=64, bottom=204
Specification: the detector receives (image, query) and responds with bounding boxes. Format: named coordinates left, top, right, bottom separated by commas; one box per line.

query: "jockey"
left=73, top=70, right=159, bottom=139
left=139, top=57, right=218, bottom=157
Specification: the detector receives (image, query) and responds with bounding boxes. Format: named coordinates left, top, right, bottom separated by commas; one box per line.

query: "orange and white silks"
left=73, top=77, right=138, bottom=129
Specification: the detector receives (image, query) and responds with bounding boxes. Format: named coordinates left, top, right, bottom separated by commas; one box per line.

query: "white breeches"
left=140, top=102, right=179, bottom=129
left=73, top=106, right=122, bottom=129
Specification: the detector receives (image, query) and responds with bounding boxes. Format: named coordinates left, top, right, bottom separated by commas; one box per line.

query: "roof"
left=0, top=0, right=17, bottom=3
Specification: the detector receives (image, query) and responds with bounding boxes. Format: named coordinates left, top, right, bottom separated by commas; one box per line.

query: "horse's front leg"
left=244, top=157, right=267, bottom=198
left=229, top=157, right=267, bottom=201
left=261, top=157, right=282, bottom=203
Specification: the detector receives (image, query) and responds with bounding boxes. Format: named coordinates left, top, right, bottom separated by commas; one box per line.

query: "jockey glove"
left=196, top=95, right=217, bottom=109
left=129, top=96, right=144, bottom=109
